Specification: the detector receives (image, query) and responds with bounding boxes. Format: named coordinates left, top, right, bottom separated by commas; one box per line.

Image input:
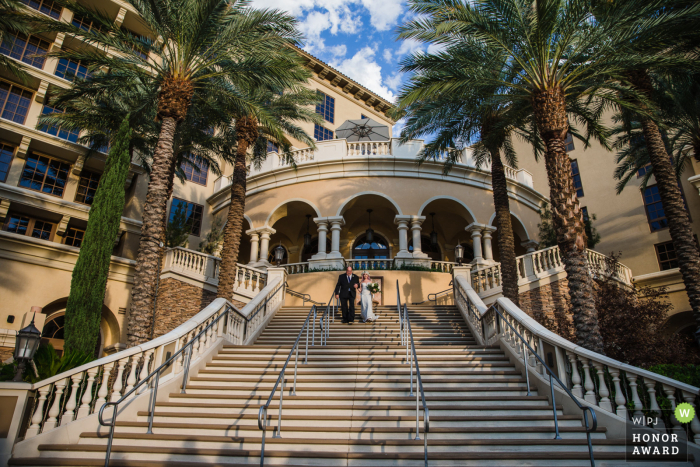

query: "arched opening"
left=41, top=312, right=102, bottom=357
left=418, top=198, right=476, bottom=262
left=267, top=200, right=320, bottom=264
left=301, top=237, right=331, bottom=262
left=409, top=235, right=442, bottom=261
left=353, top=234, right=390, bottom=259
left=490, top=213, right=529, bottom=262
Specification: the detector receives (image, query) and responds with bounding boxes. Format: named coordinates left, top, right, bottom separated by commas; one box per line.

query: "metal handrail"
left=98, top=304, right=233, bottom=467
left=286, top=284, right=323, bottom=305
left=258, top=303, right=329, bottom=466
left=402, top=302, right=429, bottom=467
left=455, top=283, right=597, bottom=467
left=412, top=281, right=453, bottom=305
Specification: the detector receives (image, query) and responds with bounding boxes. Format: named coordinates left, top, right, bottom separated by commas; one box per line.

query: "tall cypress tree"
left=64, top=117, right=132, bottom=356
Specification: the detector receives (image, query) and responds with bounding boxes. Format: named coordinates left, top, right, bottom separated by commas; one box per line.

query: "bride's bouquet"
left=367, top=282, right=381, bottom=294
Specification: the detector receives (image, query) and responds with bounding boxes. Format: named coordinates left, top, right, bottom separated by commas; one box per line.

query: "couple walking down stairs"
left=10, top=304, right=693, bottom=466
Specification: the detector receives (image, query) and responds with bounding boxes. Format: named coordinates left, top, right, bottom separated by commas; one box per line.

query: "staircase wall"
left=284, top=270, right=453, bottom=306
left=153, top=277, right=245, bottom=338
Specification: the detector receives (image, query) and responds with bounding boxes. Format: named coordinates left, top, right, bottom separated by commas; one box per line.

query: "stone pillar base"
left=309, top=258, right=346, bottom=271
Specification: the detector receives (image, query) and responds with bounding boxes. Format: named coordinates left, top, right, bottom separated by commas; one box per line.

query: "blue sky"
left=251, top=0, right=430, bottom=103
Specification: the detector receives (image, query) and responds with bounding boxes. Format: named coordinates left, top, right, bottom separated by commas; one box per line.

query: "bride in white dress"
left=358, top=272, right=378, bottom=323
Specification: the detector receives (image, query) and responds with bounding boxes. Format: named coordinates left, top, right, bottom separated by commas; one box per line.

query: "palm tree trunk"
left=490, top=149, right=520, bottom=305
left=629, top=70, right=700, bottom=341
left=532, top=87, right=604, bottom=354
left=126, top=117, right=178, bottom=346
left=217, top=141, right=249, bottom=300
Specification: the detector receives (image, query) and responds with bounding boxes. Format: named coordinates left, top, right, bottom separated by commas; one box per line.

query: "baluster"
left=566, top=351, right=583, bottom=398
left=580, top=358, right=597, bottom=404
left=626, top=372, right=645, bottom=420
left=191, top=329, right=201, bottom=361
left=26, top=385, right=52, bottom=438
left=60, top=373, right=83, bottom=426
left=110, top=358, right=129, bottom=402
left=96, top=362, right=115, bottom=407
left=137, top=349, right=155, bottom=394
left=175, top=335, right=188, bottom=373
left=592, top=362, right=612, bottom=412
left=77, top=367, right=99, bottom=419
left=44, top=378, right=68, bottom=430
left=609, top=368, right=627, bottom=419
left=681, top=391, right=700, bottom=444
left=663, top=385, right=686, bottom=440
left=644, top=378, right=665, bottom=429
left=232, top=265, right=240, bottom=291
left=124, top=354, right=140, bottom=395
left=253, top=273, right=261, bottom=293
left=535, top=337, right=544, bottom=374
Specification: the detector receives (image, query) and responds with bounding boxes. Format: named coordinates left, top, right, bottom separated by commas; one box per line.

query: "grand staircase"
left=10, top=304, right=691, bottom=466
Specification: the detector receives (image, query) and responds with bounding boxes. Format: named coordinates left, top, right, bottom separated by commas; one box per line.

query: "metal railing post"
left=293, top=345, right=299, bottom=395
left=276, top=373, right=284, bottom=438
left=312, top=307, right=316, bottom=345
left=522, top=342, right=531, bottom=396
left=180, top=343, right=192, bottom=394
left=550, top=373, right=562, bottom=440
left=146, top=370, right=160, bottom=434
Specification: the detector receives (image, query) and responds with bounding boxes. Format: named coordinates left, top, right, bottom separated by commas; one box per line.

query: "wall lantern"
left=455, top=242, right=464, bottom=266
left=430, top=212, right=438, bottom=247
left=13, top=315, right=41, bottom=382
left=365, top=209, right=374, bottom=243
left=274, top=243, right=285, bottom=266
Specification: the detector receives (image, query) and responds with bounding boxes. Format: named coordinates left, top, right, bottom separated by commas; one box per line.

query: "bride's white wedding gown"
left=360, top=283, right=377, bottom=322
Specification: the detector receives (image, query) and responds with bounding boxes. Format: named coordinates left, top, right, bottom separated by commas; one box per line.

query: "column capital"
left=247, top=226, right=276, bottom=236
left=521, top=240, right=539, bottom=253
left=326, top=216, right=345, bottom=227
left=313, top=217, right=329, bottom=227
left=481, top=226, right=497, bottom=237
left=245, top=229, right=260, bottom=239
left=466, top=222, right=487, bottom=233
left=394, top=215, right=425, bottom=224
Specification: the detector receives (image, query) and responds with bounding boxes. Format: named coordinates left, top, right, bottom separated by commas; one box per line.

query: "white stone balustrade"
left=161, top=247, right=267, bottom=300
left=453, top=274, right=700, bottom=446
left=7, top=274, right=287, bottom=442
left=347, top=141, right=391, bottom=156
left=429, top=261, right=454, bottom=273
left=471, top=264, right=502, bottom=294
left=346, top=258, right=393, bottom=271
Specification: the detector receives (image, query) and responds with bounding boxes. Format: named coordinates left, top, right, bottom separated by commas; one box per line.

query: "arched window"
left=301, top=237, right=331, bottom=262
left=41, top=313, right=102, bottom=357
left=409, top=235, right=442, bottom=261
left=353, top=234, right=389, bottom=259
left=267, top=245, right=289, bottom=265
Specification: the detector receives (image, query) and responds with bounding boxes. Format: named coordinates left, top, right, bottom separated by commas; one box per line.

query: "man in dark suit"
left=335, top=265, right=359, bottom=324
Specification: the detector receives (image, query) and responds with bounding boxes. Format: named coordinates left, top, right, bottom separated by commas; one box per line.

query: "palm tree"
left=35, top=0, right=303, bottom=346
left=216, top=85, right=322, bottom=300
left=593, top=0, right=700, bottom=341
left=0, top=0, right=31, bottom=81
left=398, top=0, right=696, bottom=353
left=395, top=41, right=531, bottom=305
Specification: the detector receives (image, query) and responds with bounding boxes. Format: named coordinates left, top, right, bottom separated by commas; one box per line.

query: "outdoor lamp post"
left=274, top=243, right=285, bottom=266
left=455, top=243, right=464, bottom=266
left=13, top=316, right=42, bottom=382
left=365, top=209, right=374, bottom=243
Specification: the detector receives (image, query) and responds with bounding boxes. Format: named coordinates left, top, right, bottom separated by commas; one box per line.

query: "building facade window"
left=55, top=57, right=90, bottom=81
left=571, top=159, right=584, bottom=197
left=581, top=206, right=590, bottom=222
left=643, top=185, right=668, bottom=232
left=169, top=198, right=203, bottom=236
left=655, top=241, right=679, bottom=271
left=72, top=14, right=101, bottom=33
left=19, top=153, right=71, bottom=197
left=64, top=227, right=85, bottom=247
left=564, top=132, right=575, bottom=152
left=0, top=82, right=32, bottom=123
left=31, top=220, right=53, bottom=240
left=314, top=124, right=333, bottom=142
left=20, top=0, right=61, bottom=19
left=181, top=158, right=208, bottom=186
left=361, top=114, right=368, bottom=119
left=0, top=143, right=15, bottom=182
left=123, top=30, right=149, bottom=59
left=316, top=91, right=335, bottom=123
left=637, top=164, right=652, bottom=178
left=75, top=170, right=101, bottom=205
left=352, top=234, right=389, bottom=259
left=6, top=214, right=29, bottom=235
left=40, top=105, right=80, bottom=143
left=0, top=32, right=50, bottom=68
left=267, top=141, right=279, bottom=153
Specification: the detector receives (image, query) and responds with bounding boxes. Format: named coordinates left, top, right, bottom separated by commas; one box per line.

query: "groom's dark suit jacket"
left=334, top=273, right=359, bottom=299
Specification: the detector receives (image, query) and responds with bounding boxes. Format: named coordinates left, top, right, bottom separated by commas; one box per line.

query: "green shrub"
left=24, top=344, right=92, bottom=383
left=646, top=364, right=700, bottom=388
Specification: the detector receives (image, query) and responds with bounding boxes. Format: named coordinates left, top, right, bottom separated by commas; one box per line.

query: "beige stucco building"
left=0, top=0, right=698, bottom=360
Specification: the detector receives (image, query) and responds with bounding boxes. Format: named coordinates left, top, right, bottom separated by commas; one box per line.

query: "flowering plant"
left=367, top=282, right=381, bottom=294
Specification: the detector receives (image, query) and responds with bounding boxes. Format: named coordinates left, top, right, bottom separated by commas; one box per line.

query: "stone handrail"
left=162, top=247, right=267, bottom=298
left=453, top=274, right=700, bottom=445
left=277, top=147, right=315, bottom=167
left=284, top=262, right=310, bottom=274
left=7, top=275, right=285, bottom=444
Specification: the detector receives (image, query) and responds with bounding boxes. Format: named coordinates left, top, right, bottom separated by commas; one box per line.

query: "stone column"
left=466, top=223, right=486, bottom=265
left=311, top=218, right=328, bottom=260
left=411, top=218, right=424, bottom=255
left=482, top=226, right=497, bottom=262
left=259, top=230, right=272, bottom=263
left=247, top=230, right=260, bottom=264
left=309, top=217, right=345, bottom=271
left=521, top=240, right=539, bottom=253
left=393, top=216, right=412, bottom=259
left=249, top=227, right=275, bottom=268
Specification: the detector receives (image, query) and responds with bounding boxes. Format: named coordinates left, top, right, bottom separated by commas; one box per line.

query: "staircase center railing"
left=98, top=304, right=237, bottom=467
left=412, top=280, right=453, bottom=305
left=258, top=300, right=331, bottom=466
left=286, top=284, right=324, bottom=305
left=397, top=281, right=429, bottom=467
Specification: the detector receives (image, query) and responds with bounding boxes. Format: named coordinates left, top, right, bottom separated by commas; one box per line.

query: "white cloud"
left=397, top=38, right=423, bottom=57
left=386, top=72, right=403, bottom=91
left=360, top=0, right=404, bottom=31
left=298, top=10, right=332, bottom=53
left=328, top=44, right=348, bottom=59
left=427, top=43, right=446, bottom=55
left=331, top=47, right=395, bottom=102
left=382, top=49, right=393, bottom=63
